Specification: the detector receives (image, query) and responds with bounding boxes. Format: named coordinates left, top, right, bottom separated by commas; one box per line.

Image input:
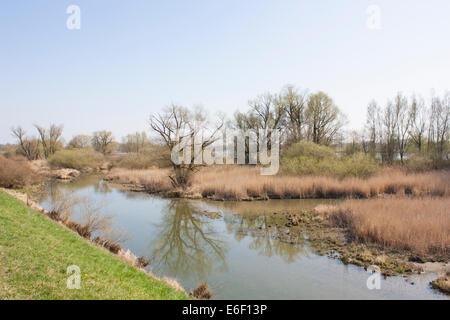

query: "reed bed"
left=106, top=168, right=172, bottom=193
left=191, top=166, right=450, bottom=200
left=107, top=166, right=450, bottom=200
left=319, top=197, right=450, bottom=258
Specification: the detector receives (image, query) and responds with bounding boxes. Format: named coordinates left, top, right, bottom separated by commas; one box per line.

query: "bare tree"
left=11, top=126, right=42, bottom=160
left=121, top=132, right=149, bottom=153
left=12, top=127, right=31, bottom=160
left=429, top=92, right=450, bottom=158
left=234, top=111, right=259, bottom=132
left=247, top=93, right=286, bottom=132
left=35, top=124, right=63, bottom=158
left=92, top=131, right=116, bottom=155
left=233, top=91, right=286, bottom=159
left=408, top=95, right=427, bottom=152
left=68, top=135, right=91, bottom=149
left=279, top=85, right=308, bottom=143
left=305, top=92, right=346, bottom=145
left=394, top=93, right=411, bottom=163
left=150, top=104, right=223, bottom=187
left=344, top=130, right=363, bottom=155
left=364, top=100, right=379, bottom=156
left=380, top=101, right=397, bottom=164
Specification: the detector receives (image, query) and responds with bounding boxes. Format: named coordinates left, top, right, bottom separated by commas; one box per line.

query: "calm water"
left=39, top=176, right=448, bottom=300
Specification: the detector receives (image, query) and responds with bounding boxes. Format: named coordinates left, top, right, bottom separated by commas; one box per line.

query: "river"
left=38, top=175, right=448, bottom=300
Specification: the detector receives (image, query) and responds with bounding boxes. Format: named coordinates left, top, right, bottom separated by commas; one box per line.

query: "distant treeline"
left=4, top=85, right=449, bottom=170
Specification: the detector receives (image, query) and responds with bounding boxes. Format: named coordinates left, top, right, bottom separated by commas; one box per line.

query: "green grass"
left=0, top=190, right=188, bottom=300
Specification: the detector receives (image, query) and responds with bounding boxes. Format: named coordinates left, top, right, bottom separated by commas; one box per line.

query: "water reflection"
left=37, top=176, right=112, bottom=202
left=223, top=213, right=307, bottom=263
left=209, top=198, right=341, bottom=216
left=149, top=201, right=228, bottom=282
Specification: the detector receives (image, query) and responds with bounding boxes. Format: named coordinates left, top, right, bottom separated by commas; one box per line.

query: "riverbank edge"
left=0, top=187, right=190, bottom=299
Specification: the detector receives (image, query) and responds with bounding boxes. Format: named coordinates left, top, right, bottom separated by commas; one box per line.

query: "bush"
left=116, top=153, right=155, bottom=169
left=0, top=155, right=40, bottom=188
left=48, top=149, right=104, bottom=170
left=115, top=146, right=171, bottom=169
left=340, top=153, right=379, bottom=178
left=406, top=153, right=450, bottom=172
left=281, top=142, right=378, bottom=178
left=1, top=144, right=19, bottom=158
left=283, top=141, right=335, bottom=160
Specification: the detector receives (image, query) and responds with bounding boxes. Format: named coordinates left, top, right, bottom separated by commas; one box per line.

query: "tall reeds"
left=191, top=166, right=450, bottom=200
left=320, top=197, right=450, bottom=257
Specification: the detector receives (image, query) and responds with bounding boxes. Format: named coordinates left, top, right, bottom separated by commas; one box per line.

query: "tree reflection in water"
left=223, top=214, right=307, bottom=264
left=92, top=179, right=113, bottom=194
left=150, top=201, right=228, bottom=282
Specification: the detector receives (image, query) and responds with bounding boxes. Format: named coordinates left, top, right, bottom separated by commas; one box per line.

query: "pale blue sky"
left=1, top=0, right=449, bottom=143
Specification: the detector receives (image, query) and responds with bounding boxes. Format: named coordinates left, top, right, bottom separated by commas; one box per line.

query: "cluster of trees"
left=10, top=125, right=120, bottom=160
left=362, top=92, right=449, bottom=165
left=11, top=125, right=64, bottom=160
left=68, top=131, right=120, bottom=155
left=6, top=86, right=449, bottom=177
left=233, top=85, right=346, bottom=146
left=146, top=87, right=348, bottom=186
left=119, top=132, right=151, bottom=153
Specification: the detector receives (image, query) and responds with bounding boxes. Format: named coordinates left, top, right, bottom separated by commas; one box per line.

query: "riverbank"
left=0, top=190, right=189, bottom=299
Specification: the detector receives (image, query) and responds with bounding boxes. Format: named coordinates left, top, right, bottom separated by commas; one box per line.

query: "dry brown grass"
left=106, top=166, right=450, bottom=200
left=0, top=155, right=41, bottom=188
left=106, top=168, right=172, bottom=193
left=320, top=197, right=450, bottom=258
left=191, top=166, right=450, bottom=200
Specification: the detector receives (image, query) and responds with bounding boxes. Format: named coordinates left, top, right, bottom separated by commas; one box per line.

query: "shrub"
left=116, top=153, right=155, bottom=169
left=115, top=146, right=171, bottom=169
left=281, top=142, right=378, bottom=178
left=283, top=141, right=335, bottom=160
left=406, top=153, right=450, bottom=172
left=340, top=153, right=379, bottom=178
left=94, top=237, right=122, bottom=254
left=48, top=149, right=104, bottom=170
left=0, top=155, right=40, bottom=188
left=1, top=144, right=19, bottom=158
left=189, top=283, right=212, bottom=300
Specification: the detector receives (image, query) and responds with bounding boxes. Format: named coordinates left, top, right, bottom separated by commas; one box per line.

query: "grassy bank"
left=0, top=190, right=188, bottom=300
left=106, top=166, right=450, bottom=200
